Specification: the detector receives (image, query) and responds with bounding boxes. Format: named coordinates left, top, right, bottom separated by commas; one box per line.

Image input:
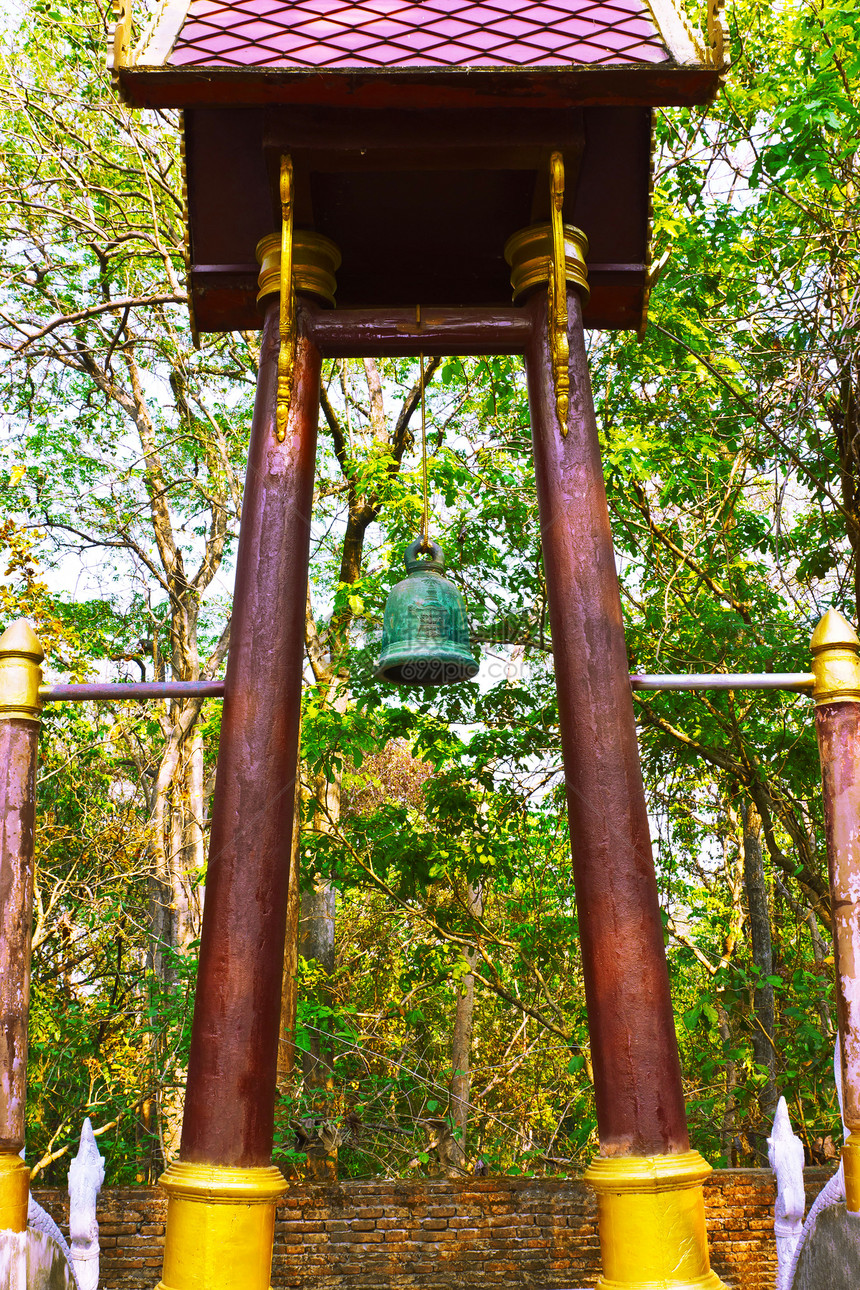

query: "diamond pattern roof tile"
left=166, top=0, right=672, bottom=71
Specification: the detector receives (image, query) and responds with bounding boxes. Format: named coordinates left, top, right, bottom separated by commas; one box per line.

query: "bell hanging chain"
left=419, top=319, right=430, bottom=551
left=548, top=151, right=570, bottom=438
left=276, top=154, right=296, bottom=443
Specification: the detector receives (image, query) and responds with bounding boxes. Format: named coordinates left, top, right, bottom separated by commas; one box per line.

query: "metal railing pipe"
left=40, top=681, right=225, bottom=702
left=630, top=673, right=814, bottom=692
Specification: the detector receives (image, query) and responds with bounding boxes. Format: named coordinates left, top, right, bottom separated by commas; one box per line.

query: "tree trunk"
left=295, top=355, right=436, bottom=1178
left=716, top=1002, right=738, bottom=1164
left=717, top=823, right=745, bottom=1166
left=299, top=874, right=336, bottom=1086
left=742, top=800, right=778, bottom=1151
left=774, top=872, right=833, bottom=1035
left=447, top=883, right=483, bottom=1175
left=149, top=721, right=208, bottom=1164
left=178, top=725, right=206, bottom=940
left=278, top=778, right=303, bottom=1085
left=297, top=763, right=340, bottom=1180
left=298, top=877, right=336, bottom=1180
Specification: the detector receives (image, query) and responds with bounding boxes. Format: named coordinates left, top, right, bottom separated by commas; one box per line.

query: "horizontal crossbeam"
left=305, top=303, right=532, bottom=357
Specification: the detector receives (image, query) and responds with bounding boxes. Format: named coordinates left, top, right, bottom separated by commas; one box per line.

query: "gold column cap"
left=811, top=608, right=860, bottom=705
left=0, top=619, right=44, bottom=721
left=0, top=619, right=44, bottom=661
left=256, top=231, right=341, bottom=308
left=504, top=222, right=589, bottom=305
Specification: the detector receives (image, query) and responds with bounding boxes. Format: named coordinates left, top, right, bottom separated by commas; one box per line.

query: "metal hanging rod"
left=38, top=673, right=816, bottom=703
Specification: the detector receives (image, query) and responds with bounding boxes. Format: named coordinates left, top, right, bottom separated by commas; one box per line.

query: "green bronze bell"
left=376, top=539, right=479, bottom=686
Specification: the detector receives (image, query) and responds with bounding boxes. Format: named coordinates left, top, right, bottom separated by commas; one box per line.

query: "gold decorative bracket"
left=276, top=154, right=296, bottom=444
left=548, top=152, right=570, bottom=438
left=179, top=113, right=199, bottom=350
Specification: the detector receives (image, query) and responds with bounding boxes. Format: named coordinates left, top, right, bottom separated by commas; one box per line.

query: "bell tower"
left=110, top=2, right=730, bottom=1287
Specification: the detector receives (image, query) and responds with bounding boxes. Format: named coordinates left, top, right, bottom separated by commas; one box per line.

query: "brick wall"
left=34, top=1168, right=834, bottom=1290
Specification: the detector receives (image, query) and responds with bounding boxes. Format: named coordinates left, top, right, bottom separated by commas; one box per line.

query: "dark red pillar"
left=180, top=298, right=320, bottom=1167
left=0, top=722, right=38, bottom=1158
left=811, top=608, right=860, bottom=1212
left=816, top=703, right=860, bottom=1113
left=524, top=289, right=688, bottom=1157
left=0, top=621, right=43, bottom=1231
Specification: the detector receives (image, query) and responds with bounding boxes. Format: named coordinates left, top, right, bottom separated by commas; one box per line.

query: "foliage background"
left=0, top=0, right=856, bottom=1182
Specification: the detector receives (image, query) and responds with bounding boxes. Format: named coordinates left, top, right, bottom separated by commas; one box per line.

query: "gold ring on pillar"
left=504, top=222, right=589, bottom=304
left=256, top=231, right=341, bottom=307
left=584, top=1151, right=727, bottom=1289
left=157, top=1161, right=287, bottom=1290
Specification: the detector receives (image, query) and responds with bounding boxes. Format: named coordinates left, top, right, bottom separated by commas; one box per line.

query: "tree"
left=583, top=0, right=857, bottom=1159
left=0, top=0, right=250, bottom=1173
left=3, top=0, right=857, bottom=1184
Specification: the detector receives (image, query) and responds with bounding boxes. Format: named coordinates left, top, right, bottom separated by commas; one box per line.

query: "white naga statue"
left=1, top=1120, right=103, bottom=1289
left=771, top=1040, right=850, bottom=1290
left=67, top=1119, right=104, bottom=1290
left=768, top=1095, right=806, bottom=1289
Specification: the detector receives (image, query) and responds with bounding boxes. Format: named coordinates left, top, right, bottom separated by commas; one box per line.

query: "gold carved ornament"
left=548, top=151, right=570, bottom=438
left=706, top=0, right=729, bottom=71
left=109, top=0, right=133, bottom=69
left=276, top=154, right=296, bottom=444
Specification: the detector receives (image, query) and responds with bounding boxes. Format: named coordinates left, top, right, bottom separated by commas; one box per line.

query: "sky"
left=0, top=0, right=21, bottom=34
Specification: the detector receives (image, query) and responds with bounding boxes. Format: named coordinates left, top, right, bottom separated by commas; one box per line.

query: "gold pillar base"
left=0, top=1152, right=29, bottom=1232
left=585, top=1151, right=728, bottom=1290
left=157, top=1161, right=287, bottom=1290
left=843, top=1134, right=860, bottom=1213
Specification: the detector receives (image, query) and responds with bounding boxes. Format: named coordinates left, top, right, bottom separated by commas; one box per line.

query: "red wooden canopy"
left=111, top=0, right=726, bottom=330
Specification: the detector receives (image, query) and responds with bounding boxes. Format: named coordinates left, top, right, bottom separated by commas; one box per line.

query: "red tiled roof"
left=166, top=0, right=672, bottom=71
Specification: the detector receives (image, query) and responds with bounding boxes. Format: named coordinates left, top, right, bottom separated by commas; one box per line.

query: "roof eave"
left=116, top=62, right=724, bottom=111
